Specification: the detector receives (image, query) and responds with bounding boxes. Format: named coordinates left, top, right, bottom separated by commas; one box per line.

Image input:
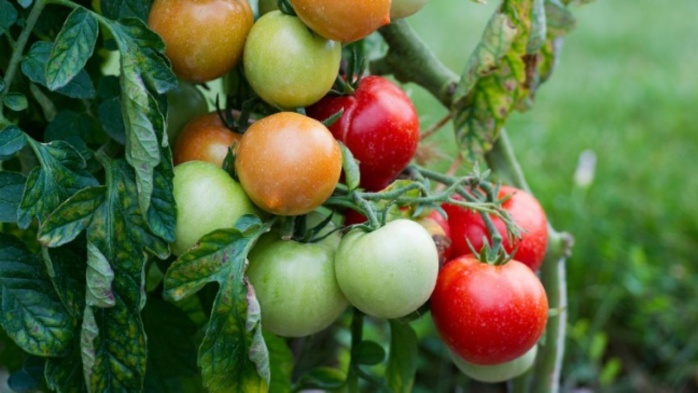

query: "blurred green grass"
left=408, top=0, right=698, bottom=390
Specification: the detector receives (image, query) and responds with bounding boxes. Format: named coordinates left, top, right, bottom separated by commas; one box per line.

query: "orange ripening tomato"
left=289, top=0, right=391, bottom=43
left=173, top=112, right=241, bottom=167
left=148, top=0, right=253, bottom=83
left=235, top=112, right=342, bottom=216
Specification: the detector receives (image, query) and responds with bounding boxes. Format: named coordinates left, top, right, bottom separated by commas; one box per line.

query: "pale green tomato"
left=247, top=216, right=347, bottom=337
left=334, top=219, right=439, bottom=319
left=166, top=81, right=209, bottom=144
left=390, top=0, right=429, bottom=19
left=451, top=344, right=538, bottom=383
left=171, top=161, right=256, bottom=256
left=243, top=11, right=341, bottom=109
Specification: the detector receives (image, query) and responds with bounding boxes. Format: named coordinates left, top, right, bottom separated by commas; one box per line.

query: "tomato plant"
left=243, top=11, right=341, bottom=109
left=307, top=76, right=420, bottom=191
left=247, top=216, right=347, bottom=337
left=451, top=345, right=538, bottom=383
left=430, top=255, right=548, bottom=365
left=171, top=160, right=256, bottom=255
left=334, top=219, right=439, bottom=319
left=172, top=111, right=240, bottom=167
left=165, top=81, right=209, bottom=143
left=235, top=112, right=342, bottom=216
left=148, top=0, right=253, bottom=82
left=289, top=0, right=391, bottom=43
left=443, top=185, right=549, bottom=271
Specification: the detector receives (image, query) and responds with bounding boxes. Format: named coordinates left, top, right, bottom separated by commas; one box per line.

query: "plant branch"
left=0, top=0, right=47, bottom=123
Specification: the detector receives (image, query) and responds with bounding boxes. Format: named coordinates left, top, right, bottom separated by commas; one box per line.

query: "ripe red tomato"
left=148, top=0, right=253, bottom=83
left=235, top=112, right=342, bottom=216
left=307, top=76, right=420, bottom=191
left=289, top=0, right=391, bottom=43
left=172, top=112, right=240, bottom=167
left=430, top=255, right=548, bottom=365
left=442, top=185, right=548, bottom=271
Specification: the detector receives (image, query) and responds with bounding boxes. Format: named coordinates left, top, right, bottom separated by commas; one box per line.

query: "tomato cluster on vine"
left=148, top=0, right=551, bottom=384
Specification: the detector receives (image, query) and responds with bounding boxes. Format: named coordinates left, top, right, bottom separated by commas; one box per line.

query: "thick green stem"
left=0, top=0, right=47, bottom=123
left=346, top=308, right=364, bottom=393
left=373, top=20, right=459, bottom=108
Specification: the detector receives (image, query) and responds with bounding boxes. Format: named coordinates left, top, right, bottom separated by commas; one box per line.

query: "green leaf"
left=0, top=233, right=74, bottom=356
left=21, top=41, right=96, bottom=99
left=528, top=0, right=547, bottom=54
left=0, top=79, right=5, bottom=93
left=339, top=142, right=361, bottom=191
left=4, top=92, right=28, bottom=111
left=264, top=333, right=293, bottom=393
left=40, top=159, right=170, bottom=392
left=0, top=0, right=18, bottom=32
left=0, top=171, right=25, bottom=223
left=8, top=355, right=45, bottom=393
left=0, top=330, right=26, bottom=371
left=146, top=124, right=176, bottom=243
left=355, top=340, right=386, bottom=366
left=143, top=298, right=201, bottom=393
left=46, top=8, right=99, bottom=91
left=0, top=125, right=26, bottom=159
left=164, top=225, right=271, bottom=393
left=98, top=97, right=126, bottom=144
left=45, top=343, right=88, bottom=393
left=17, top=0, right=32, bottom=8
left=294, top=367, right=346, bottom=391
left=101, top=0, right=151, bottom=20
left=545, top=0, right=576, bottom=37
left=386, top=320, right=418, bottom=393
left=45, top=240, right=88, bottom=318
left=45, top=111, right=97, bottom=157
left=18, top=139, right=97, bottom=228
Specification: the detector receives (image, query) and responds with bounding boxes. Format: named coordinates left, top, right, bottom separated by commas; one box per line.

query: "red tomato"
left=307, top=76, right=420, bottom=191
left=442, top=185, right=548, bottom=271
left=173, top=112, right=240, bottom=167
left=430, top=255, right=548, bottom=365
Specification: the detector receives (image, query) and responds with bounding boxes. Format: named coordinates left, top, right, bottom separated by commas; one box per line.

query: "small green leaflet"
left=386, top=320, right=418, bottom=393
left=164, top=220, right=272, bottom=393
left=0, top=171, right=25, bottom=223
left=3, top=93, right=28, bottom=111
left=46, top=8, right=99, bottom=91
left=39, top=159, right=170, bottom=393
left=340, top=142, right=361, bottom=191
left=0, top=233, right=74, bottom=357
left=17, top=138, right=97, bottom=228
left=0, top=125, right=26, bottom=159
left=21, top=41, right=96, bottom=99
left=0, top=0, right=17, bottom=32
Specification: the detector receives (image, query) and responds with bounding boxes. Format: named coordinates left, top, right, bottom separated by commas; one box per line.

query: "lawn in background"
left=409, top=0, right=698, bottom=391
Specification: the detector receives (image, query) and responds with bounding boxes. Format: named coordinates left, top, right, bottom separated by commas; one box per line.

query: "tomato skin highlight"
left=443, top=185, right=549, bottom=271
left=148, top=0, right=253, bottom=83
left=430, top=255, right=548, bottom=365
left=307, top=76, right=420, bottom=191
left=173, top=112, right=240, bottom=167
left=235, top=112, right=342, bottom=216
left=289, top=0, right=391, bottom=43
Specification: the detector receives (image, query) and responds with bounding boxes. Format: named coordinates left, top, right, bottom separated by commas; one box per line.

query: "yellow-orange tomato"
left=235, top=112, right=342, bottom=216
left=148, top=0, right=253, bottom=83
left=289, top=0, right=391, bottom=43
left=173, top=112, right=241, bottom=166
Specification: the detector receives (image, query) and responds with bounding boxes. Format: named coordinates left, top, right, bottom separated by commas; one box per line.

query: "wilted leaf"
left=46, top=8, right=99, bottom=91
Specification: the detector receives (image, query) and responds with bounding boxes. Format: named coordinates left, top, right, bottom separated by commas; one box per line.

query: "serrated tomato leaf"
left=46, top=8, right=98, bottom=91
left=0, top=233, right=74, bottom=356
left=101, top=0, right=151, bottom=21
left=39, top=159, right=170, bottom=392
left=21, top=41, right=96, bottom=99
left=164, top=223, right=272, bottom=393
left=386, top=320, right=418, bottom=393
left=0, top=171, right=25, bottom=223
left=18, top=139, right=97, bottom=228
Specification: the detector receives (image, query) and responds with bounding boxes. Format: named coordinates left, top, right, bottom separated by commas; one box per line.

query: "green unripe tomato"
left=171, top=161, right=256, bottom=256
left=334, top=219, right=439, bottom=319
left=247, top=216, right=347, bottom=337
left=243, top=11, right=341, bottom=109
left=166, top=81, right=209, bottom=144
left=390, top=0, right=429, bottom=19
left=451, top=345, right=538, bottom=383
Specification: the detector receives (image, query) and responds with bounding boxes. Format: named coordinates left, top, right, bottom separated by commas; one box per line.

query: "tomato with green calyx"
left=391, top=0, right=429, bottom=19
left=307, top=76, right=420, bottom=191
left=442, top=185, right=549, bottom=271
left=235, top=112, right=342, bottom=216
left=173, top=112, right=240, bottom=167
left=335, top=219, right=439, bottom=319
left=171, top=161, right=256, bottom=256
left=430, top=255, right=548, bottom=365
left=247, top=214, right=347, bottom=337
left=148, top=0, right=253, bottom=83
left=166, top=81, right=209, bottom=144
left=243, top=11, right=341, bottom=109
left=289, top=0, right=391, bottom=43
left=450, top=344, right=537, bottom=383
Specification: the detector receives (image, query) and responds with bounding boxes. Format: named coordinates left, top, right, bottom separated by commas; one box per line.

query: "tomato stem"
left=346, top=308, right=364, bottom=392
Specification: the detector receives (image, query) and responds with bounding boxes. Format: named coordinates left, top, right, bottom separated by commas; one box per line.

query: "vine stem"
left=0, top=0, right=47, bottom=124
left=375, top=20, right=571, bottom=393
left=347, top=308, right=364, bottom=393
